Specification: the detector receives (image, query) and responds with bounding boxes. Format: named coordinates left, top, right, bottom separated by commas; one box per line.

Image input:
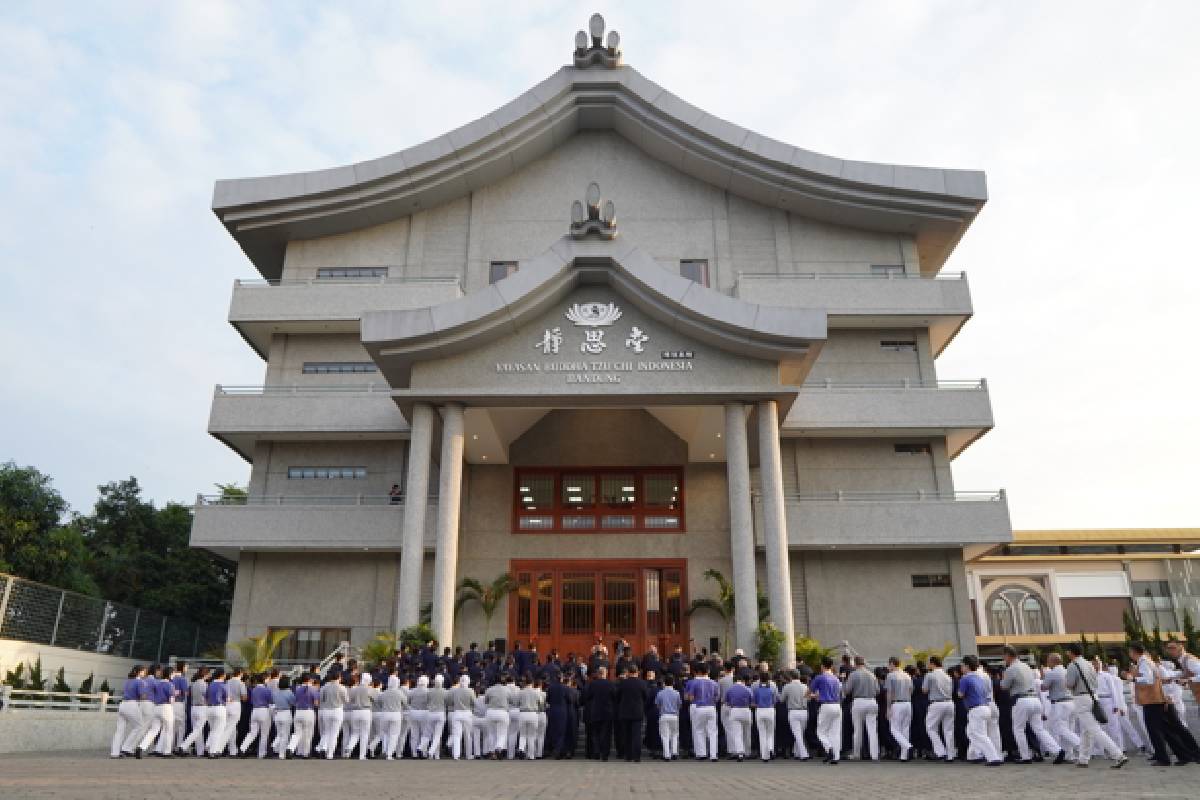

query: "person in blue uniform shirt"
left=240, top=674, right=275, bottom=758
left=724, top=674, right=753, bottom=761
left=958, top=655, right=1003, bottom=766
left=170, top=661, right=189, bottom=755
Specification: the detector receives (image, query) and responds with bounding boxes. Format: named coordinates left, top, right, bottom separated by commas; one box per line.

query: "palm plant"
left=454, top=573, right=518, bottom=644
left=230, top=629, right=292, bottom=673
left=902, top=641, right=957, bottom=666
left=362, top=631, right=399, bottom=664
left=794, top=636, right=836, bottom=670
left=684, top=569, right=770, bottom=655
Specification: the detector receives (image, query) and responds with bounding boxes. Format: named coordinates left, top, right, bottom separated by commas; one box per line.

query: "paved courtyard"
left=0, top=752, right=1196, bottom=800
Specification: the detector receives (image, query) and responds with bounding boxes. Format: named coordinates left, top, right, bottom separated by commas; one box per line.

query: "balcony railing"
left=784, top=490, right=1005, bottom=503
left=213, top=384, right=391, bottom=396
left=801, top=379, right=985, bottom=390
left=234, top=275, right=463, bottom=290
left=737, top=271, right=966, bottom=281
left=196, top=494, right=416, bottom=506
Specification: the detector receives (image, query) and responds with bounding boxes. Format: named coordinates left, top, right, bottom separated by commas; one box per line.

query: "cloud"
left=1, top=0, right=1198, bottom=528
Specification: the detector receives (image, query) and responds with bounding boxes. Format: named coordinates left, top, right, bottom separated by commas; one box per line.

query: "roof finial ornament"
left=574, top=13, right=621, bottom=68
left=570, top=182, right=617, bottom=240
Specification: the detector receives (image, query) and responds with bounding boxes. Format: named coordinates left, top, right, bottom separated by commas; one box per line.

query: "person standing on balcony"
left=111, top=665, right=147, bottom=759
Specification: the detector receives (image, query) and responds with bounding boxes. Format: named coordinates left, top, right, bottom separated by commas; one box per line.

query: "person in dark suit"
left=615, top=667, right=647, bottom=763
left=563, top=677, right=581, bottom=759
left=545, top=676, right=570, bottom=759
left=583, top=666, right=616, bottom=761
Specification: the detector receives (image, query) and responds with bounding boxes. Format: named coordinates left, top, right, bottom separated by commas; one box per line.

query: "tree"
left=51, top=667, right=71, bottom=694
left=78, top=673, right=95, bottom=694
left=755, top=622, right=785, bottom=665
left=1183, top=609, right=1200, bottom=654
left=230, top=629, right=292, bottom=673
left=398, top=623, right=436, bottom=653
left=361, top=632, right=400, bottom=664
left=454, top=573, right=518, bottom=645
left=685, top=569, right=770, bottom=656
left=795, top=636, right=836, bottom=671
left=0, top=462, right=97, bottom=595
left=75, top=478, right=235, bottom=629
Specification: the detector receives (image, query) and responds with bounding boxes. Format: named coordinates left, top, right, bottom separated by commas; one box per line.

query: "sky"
left=1, top=1, right=1198, bottom=529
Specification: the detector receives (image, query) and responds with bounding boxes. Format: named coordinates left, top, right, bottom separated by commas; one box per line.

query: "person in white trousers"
left=110, top=666, right=147, bottom=759
left=137, top=665, right=176, bottom=758
left=655, top=675, right=682, bottom=761
left=178, top=668, right=210, bottom=757
left=1043, top=654, right=1082, bottom=761
left=505, top=677, right=522, bottom=759
left=422, top=674, right=448, bottom=759
left=959, top=656, right=1003, bottom=766
left=270, top=676, right=295, bottom=759
left=1000, top=646, right=1066, bottom=764
left=239, top=674, right=275, bottom=758
left=406, top=675, right=429, bottom=758
left=843, top=657, right=880, bottom=761
left=471, top=690, right=489, bottom=757
left=723, top=676, right=753, bottom=761
left=483, top=679, right=511, bottom=759
left=922, top=656, right=956, bottom=761
left=780, top=672, right=810, bottom=760
left=883, top=658, right=913, bottom=760
left=287, top=675, right=319, bottom=759
left=516, top=678, right=541, bottom=759
left=751, top=672, right=780, bottom=761
left=1063, top=643, right=1128, bottom=768
left=975, top=662, right=1003, bottom=757
left=218, top=669, right=247, bottom=756
left=447, top=676, right=476, bottom=760
left=168, top=662, right=188, bottom=755
left=376, top=675, right=407, bottom=760
left=317, top=672, right=348, bottom=759
left=203, top=669, right=229, bottom=759
left=811, top=658, right=843, bottom=765
left=344, top=672, right=377, bottom=759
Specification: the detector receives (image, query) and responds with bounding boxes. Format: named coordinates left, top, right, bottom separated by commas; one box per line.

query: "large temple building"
left=190, top=15, right=1012, bottom=664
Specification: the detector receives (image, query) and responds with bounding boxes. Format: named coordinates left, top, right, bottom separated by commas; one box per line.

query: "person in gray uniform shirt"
left=345, top=672, right=377, bottom=759
left=1043, top=653, right=1081, bottom=761
left=922, top=655, right=956, bottom=762
left=1063, top=643, right=1128, bottom=768
left=843, top=656, right=880, bottom=761
left=655, top=674, right=682, bottom=761
left=1000, top=646, right=1065, bottom=764
left=317, top=673, right=348, bottom=760
left=447, top=675, right=476, bottom=760
left=423, top=674, right=448, bottom=759
left=483, top=678, right=512, bottom=759
left=516, top=677, right=542, bottom=760
left=884, top=657, right=914, bottom=761
left=407, top=676, right=429, bottom=758
left=780, top=671, right=810, bottom=760
left=376, top=675, right=407, bottom=761
left=269, top=676, right=295, bottom=760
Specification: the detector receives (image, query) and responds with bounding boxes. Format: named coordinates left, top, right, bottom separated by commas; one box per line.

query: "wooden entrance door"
left=509, top=559, right=687, bottom=659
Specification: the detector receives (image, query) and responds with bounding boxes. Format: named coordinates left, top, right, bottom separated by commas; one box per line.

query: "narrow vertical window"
left=679, top=259, right=710, bottom=287
left=489, top=261, right=519, bottom=283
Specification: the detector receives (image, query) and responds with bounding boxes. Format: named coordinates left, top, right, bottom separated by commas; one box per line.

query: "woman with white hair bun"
left=423, top=674, right=448, bottom=759
left=376, top=675, right=407, bottom=760
left=345, top=672, right=377, bottom=759
left=407, top=675, right=430, bottom=758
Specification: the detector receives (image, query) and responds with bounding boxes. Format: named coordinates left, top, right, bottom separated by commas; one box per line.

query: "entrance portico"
left=363, top=232, right=826, bottom=665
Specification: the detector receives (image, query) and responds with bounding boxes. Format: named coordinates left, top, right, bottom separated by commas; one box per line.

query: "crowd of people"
left=108, top=636, right=1200, bottom=769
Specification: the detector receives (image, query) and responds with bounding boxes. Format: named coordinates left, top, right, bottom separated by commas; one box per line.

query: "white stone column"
left=724, top=402, right=758, bottom=657
left=396, top=402, right=434, bottom=630
left=757, top=399, right=796, bottom=668
left=429, top=403, right=465, bottom=648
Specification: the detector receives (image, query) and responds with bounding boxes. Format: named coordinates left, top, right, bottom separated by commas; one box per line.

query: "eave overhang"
left=361, top=235, right=826, bottom=417
left=214, top=65, right=987, bottom=280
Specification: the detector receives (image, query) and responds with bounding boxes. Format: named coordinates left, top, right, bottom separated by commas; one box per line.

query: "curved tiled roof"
left=215, top=65, right=986, bottom=279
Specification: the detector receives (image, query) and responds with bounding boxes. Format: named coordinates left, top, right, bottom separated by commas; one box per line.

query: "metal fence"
left=0, top=572, right=226, bottom=662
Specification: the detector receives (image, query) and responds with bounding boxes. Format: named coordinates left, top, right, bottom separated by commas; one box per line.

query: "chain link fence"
left=0, top=572, right=225, bottom=662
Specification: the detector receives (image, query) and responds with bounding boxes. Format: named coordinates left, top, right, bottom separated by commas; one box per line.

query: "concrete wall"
left=0, top=640, right=138, bottom=691
left=797, top=548, right=977, bottom=661
left=279, top=131, right=917, bottom=292
left=791, top=438, right=951, bottom=493
left=264, top=332, right=377, bottom=384
left=252, top=440, right=405, bottom=498
left=0, top=710, right=117, bottom=754
left=806, top=329, right=934, bottom=384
